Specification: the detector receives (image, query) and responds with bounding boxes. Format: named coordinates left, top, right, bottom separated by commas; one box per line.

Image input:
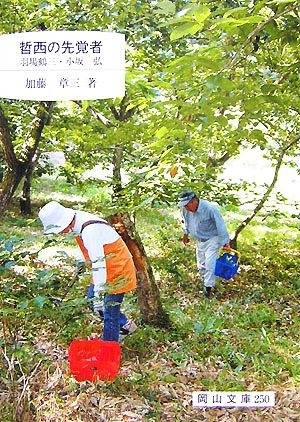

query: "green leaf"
left=138, top=102, right=148, bottom=111
left=205, top=76, right=220, bottom=90
left=215, top=15, right=265, bottom=29
left=236, top=16, right=265, bottom=25
left=18, top=300, right=29, bottom=310
left=218, top=115, right=228, bottom=127
left=162, top=374, right=177, bottom=382
left=251, top=129, right=265, bottom=142
left=156, top=0, right=176, bottom=15
left=155, top=126, right=169, bottom=139
left=194, top=322, right=202, bottom=332
left=170, top=22, right=203, bottom=41
left=81, top=100, right=89, bottom=111
left=223, top=7, right=248, bottom=18
left=261, top=84, right=276, bottom=94
left=33, top=296, right=47, bottom=308
left=138, top=138, right=167, bottom=152
left=220, top=78, right=235, bottom=91
left=4, top=241, right=14, bottom=252
left=159, top=146, right=174, bottom=160
left=267, top=0, right=298, bottom=4
left=193, top=5, right=211, bottom=24
left=125, top=103, right=137, bottom=112
left=205, top=319, right=216, bottom=331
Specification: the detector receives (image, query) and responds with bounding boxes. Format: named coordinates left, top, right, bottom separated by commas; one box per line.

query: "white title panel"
left=0, top=31, right=125, bottom=100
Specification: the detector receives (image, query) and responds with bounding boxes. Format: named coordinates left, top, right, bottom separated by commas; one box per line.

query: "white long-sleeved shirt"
left=73, top=210, right=120, bottom=297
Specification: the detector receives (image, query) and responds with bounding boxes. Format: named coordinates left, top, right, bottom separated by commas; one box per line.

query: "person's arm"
left=81, top=234, right=106, bottom=298
left=212, top=207, right=229, bottom=247
left=181, top=210, right=190, bottom=245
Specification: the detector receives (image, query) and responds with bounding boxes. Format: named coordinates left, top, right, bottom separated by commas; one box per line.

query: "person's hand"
left=182, top=234, right=190, bottom=245
left=222, top=243, right=231, bottom=250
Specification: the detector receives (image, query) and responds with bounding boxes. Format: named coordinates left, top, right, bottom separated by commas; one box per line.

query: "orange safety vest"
left=75, top=222, right=136, bottom=295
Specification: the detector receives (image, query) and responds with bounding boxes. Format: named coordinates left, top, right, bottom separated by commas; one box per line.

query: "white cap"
left=38, top=201, right=75, bottom=234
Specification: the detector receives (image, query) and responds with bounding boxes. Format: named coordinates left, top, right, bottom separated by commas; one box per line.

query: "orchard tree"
left=0, top=101, right=54, bottom=215
left=141, top=0, right=300, bottom=244
left=0, top=0, right=185, bottom=327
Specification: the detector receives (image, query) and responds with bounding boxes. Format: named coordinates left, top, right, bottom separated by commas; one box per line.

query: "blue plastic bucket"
left=214, top=249, right=240, bottom=280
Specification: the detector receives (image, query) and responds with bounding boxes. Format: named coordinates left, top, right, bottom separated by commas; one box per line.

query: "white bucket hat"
left=38, top=201, right=75, bottom=234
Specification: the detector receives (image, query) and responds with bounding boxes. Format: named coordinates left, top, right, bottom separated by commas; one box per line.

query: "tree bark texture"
left=20, top=165, right=33, bottom=215
left=112, top=146, right=123, bottom=196
left=0, top=164, right=26, bottom=215
left=108, top=212, right=170, bottom=327
left=0, top=102, right=54, bottom=216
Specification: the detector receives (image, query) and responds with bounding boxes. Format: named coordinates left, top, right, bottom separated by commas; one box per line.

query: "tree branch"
left=74, top=101, right=113, bottom=127
left=224, top=4, right=300, bottom=71
left=231, top=134, right=299, bottom=246
left=23, top=102, right=54, bottom=162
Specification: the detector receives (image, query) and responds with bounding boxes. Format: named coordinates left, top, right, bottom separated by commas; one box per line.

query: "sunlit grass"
left=31, top=175, right=111, bottom=210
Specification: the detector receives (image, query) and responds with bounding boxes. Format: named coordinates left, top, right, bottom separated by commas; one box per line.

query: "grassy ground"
left=0, top=177, right=299, bottom=421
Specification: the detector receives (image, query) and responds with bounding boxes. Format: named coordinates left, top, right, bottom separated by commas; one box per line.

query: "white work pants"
left=196, top=236, right=221, bottom=288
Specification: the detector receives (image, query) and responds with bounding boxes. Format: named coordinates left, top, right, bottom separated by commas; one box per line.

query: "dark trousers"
left=87, top=284, right=128, bottom=342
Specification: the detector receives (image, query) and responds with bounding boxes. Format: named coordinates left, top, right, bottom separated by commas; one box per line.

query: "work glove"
left=93, top=300, right=104, bottom=319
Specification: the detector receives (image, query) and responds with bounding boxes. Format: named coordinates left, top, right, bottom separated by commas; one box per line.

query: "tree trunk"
left=112, top=146, right=123, bottom=197
left=81, top=101, right=170, bottom=327
left=108, top=212, right=170, bottom=327
left=0, top=164, right=26, bottom=214
left=20, top=165, right=33, bottom=215
left=0, top=101, right=54, bottom=216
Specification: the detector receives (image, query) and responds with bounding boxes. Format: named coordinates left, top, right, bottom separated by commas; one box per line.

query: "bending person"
left=178, top=190, right=230, bottom=298
left=39, top=201, right=137, bottom=342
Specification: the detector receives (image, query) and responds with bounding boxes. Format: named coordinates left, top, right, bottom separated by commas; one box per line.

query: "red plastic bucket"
left=68, top=338, right=121, bottom=382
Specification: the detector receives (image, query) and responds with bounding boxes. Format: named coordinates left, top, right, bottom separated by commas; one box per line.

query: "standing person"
left=38, top=201, right=137, bottom=342
left=178, top=190, right=230, bottom=298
